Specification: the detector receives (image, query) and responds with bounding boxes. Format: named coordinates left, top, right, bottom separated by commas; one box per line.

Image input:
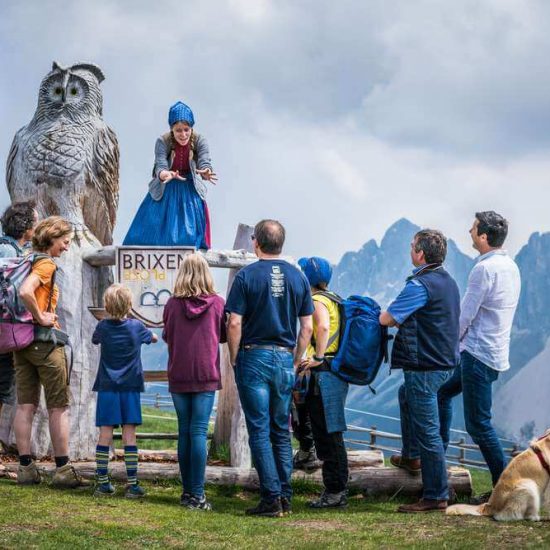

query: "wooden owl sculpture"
left=6, top=61, right=119, bottom=245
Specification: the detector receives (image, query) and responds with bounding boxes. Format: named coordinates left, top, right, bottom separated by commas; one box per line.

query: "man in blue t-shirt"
left=226, top=219, right=314, bottom=517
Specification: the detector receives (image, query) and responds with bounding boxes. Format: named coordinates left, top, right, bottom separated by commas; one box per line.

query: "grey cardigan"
left=148, top=132, right=212, bottom=201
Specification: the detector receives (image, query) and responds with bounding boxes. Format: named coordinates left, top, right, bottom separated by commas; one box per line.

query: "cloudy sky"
left=1, top=0, right=549, bottom=263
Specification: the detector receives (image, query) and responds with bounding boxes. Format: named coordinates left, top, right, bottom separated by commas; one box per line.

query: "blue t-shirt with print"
left=226, top=259, right=314, bottom=347
left=92, top=318, right=153, bottom=392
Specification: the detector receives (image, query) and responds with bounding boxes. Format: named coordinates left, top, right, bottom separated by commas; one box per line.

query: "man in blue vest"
left=380, top=229, right=460, bottom=513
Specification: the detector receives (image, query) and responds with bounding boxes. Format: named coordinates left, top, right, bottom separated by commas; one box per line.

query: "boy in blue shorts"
left=91, top=283, right=158, bottom=497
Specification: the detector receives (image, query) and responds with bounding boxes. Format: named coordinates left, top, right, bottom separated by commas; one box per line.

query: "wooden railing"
left=131, top=392, right=521, bottom=470
left=343, top=424, right=520, bottom=469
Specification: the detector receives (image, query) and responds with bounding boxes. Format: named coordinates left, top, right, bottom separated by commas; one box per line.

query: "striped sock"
left=95, top=445, right=110, bottom=485
left=124, top=445, right=138, bottom=485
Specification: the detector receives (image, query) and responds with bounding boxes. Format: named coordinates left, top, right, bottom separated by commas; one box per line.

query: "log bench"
left=1, top=457, right=473, bottom=497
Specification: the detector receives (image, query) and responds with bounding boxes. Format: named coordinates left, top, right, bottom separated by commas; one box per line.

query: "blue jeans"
left=438, top=351, right=506, bottom=486
left=171, top=391, right=215, bottom=498
left=399, top=369, right=452, bottom=501
left=235, top=348, right=294, bottom=502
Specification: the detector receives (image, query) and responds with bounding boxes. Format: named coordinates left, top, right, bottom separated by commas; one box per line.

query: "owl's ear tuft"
left=70, top=63, right=105, bottom=84
left=52, top=61, right=64, bottom=72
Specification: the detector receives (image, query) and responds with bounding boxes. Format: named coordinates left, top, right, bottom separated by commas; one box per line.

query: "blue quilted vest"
left=391, top=266, right=460, bottom=371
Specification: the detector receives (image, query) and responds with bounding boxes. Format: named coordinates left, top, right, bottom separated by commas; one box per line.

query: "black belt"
left=241, top=344, right=294, bottom=353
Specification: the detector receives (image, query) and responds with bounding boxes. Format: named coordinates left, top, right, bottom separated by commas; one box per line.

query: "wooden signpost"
left=83, top=227, right=257, bottom=467
left=116, top=246, right=194, bottom=327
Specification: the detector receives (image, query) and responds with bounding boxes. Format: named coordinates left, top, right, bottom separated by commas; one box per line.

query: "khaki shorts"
left=14, top=343, right=70, bottom=409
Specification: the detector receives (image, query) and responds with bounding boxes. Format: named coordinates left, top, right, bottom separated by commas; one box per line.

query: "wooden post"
left=212, top=223, right=255, bottom=468
left=458, top=437, right=466, bottom=464
left=370, top=426, right=377, bottom=449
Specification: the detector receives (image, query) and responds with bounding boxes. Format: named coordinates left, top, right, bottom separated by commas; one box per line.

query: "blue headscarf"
left=299, top=257, right=333, bottom=288
left=168, top=101, right=195, bottom=127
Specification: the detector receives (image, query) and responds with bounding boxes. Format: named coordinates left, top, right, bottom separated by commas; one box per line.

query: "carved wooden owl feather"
left=6, top=61, right=119, bottom=245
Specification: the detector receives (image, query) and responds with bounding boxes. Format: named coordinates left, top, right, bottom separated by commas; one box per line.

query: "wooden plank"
left=82, top=246, right=258, bottom=269
left=3, top=461, right=472, bottom=496
left=143, top=371, right=168, bottom=382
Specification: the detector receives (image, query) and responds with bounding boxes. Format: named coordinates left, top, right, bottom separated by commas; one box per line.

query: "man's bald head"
left=254, top=219, right=286, bottom=255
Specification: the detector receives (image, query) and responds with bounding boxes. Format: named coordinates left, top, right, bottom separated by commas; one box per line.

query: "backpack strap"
left=46, top=268, right=57, bottom=313
left=313, top=290, right=343, bottom=305
left=0, top=236, right=23, bottom=256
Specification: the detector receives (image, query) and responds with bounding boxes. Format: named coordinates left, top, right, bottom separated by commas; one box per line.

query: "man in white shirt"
left=438, top=211, right=521, bottom=502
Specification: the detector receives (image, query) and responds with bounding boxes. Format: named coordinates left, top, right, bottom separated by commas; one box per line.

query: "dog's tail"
left=446, top=503, right=488, bottom=516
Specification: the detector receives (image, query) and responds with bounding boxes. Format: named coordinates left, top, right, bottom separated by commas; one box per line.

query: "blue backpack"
left=315, top=292, right=390, bottom=389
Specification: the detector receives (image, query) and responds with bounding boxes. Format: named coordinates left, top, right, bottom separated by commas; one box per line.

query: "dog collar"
left=530, top=445, right=550, bottom=477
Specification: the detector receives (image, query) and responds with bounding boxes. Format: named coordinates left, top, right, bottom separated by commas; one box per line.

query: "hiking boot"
left=293, top=449, right=318, bottom=473
left=52, top=463, right=91, bottom=488
left=398, top=499, right=447, bottom=513
left=94, top=482, right=116, bottom=497
left=308, top=490, right=348, bottom=509
left=469, top=491, right=492, bottom=505
left=245, top=499, right=283, bottom=517
left=390, top=455, right=421, bottom=476
left=281, top=497, right=292, bottom=515
left=17, top=461, right=41, bottom=485
left=186, top=495, right=212, bottom=511
left=125, top=483, right=146, bottom=499
left=180, top=492, right=192, bottom=506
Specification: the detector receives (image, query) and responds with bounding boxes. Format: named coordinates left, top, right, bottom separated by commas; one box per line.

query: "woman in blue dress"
left=123, top=102, right=217, bottom=248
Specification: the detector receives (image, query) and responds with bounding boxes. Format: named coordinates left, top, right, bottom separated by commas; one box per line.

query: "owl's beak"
left=61, top=72, right=71, bottom=103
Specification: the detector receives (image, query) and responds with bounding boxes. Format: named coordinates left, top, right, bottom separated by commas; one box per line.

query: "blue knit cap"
left=297, top=257, right=309, bottom=270
left=300, top=257, right=333, bottom=287
left=168, top=101, right=195, bottom=127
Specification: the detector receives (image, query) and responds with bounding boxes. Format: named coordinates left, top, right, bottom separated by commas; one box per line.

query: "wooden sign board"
left=116, top=246, right=194, bottom=327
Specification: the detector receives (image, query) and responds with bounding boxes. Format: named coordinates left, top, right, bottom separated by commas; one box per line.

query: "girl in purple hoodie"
left=163, top=253, right=226, bottom=511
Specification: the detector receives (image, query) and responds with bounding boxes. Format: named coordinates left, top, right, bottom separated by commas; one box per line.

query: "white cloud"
left=1, top=0, right=549, bottom=267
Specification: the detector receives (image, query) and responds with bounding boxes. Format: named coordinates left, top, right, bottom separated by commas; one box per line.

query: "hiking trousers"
left=305, top=377, right=348, bottom=493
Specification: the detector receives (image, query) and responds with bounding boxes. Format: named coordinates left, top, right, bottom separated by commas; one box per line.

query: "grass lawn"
left=0, top=467, right=548, bottom=549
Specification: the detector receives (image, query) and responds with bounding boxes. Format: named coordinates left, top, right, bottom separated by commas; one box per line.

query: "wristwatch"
left=313, top=355, right=325, bottom=362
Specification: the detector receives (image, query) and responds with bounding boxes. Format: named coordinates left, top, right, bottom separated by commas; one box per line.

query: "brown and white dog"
left=447, top=431, right=550, bottom=521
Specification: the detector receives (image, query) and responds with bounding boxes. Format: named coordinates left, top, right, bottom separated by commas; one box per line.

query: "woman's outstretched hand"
left=197, top=168, right=218, bottom=184
left=159, top=170, right=179, bottom=183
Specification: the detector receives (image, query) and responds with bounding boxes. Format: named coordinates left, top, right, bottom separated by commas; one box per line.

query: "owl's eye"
left=54, top=87, right=62, bottom=95
left=70, top=87, right=78, bottom=96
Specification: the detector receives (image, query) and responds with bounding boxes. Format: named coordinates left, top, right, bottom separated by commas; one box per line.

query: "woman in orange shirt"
left=13, top=216, right=86, bottom=488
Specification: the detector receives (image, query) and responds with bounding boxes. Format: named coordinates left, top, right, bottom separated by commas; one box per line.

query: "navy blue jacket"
left=391, top=266, right=460, bottom=371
